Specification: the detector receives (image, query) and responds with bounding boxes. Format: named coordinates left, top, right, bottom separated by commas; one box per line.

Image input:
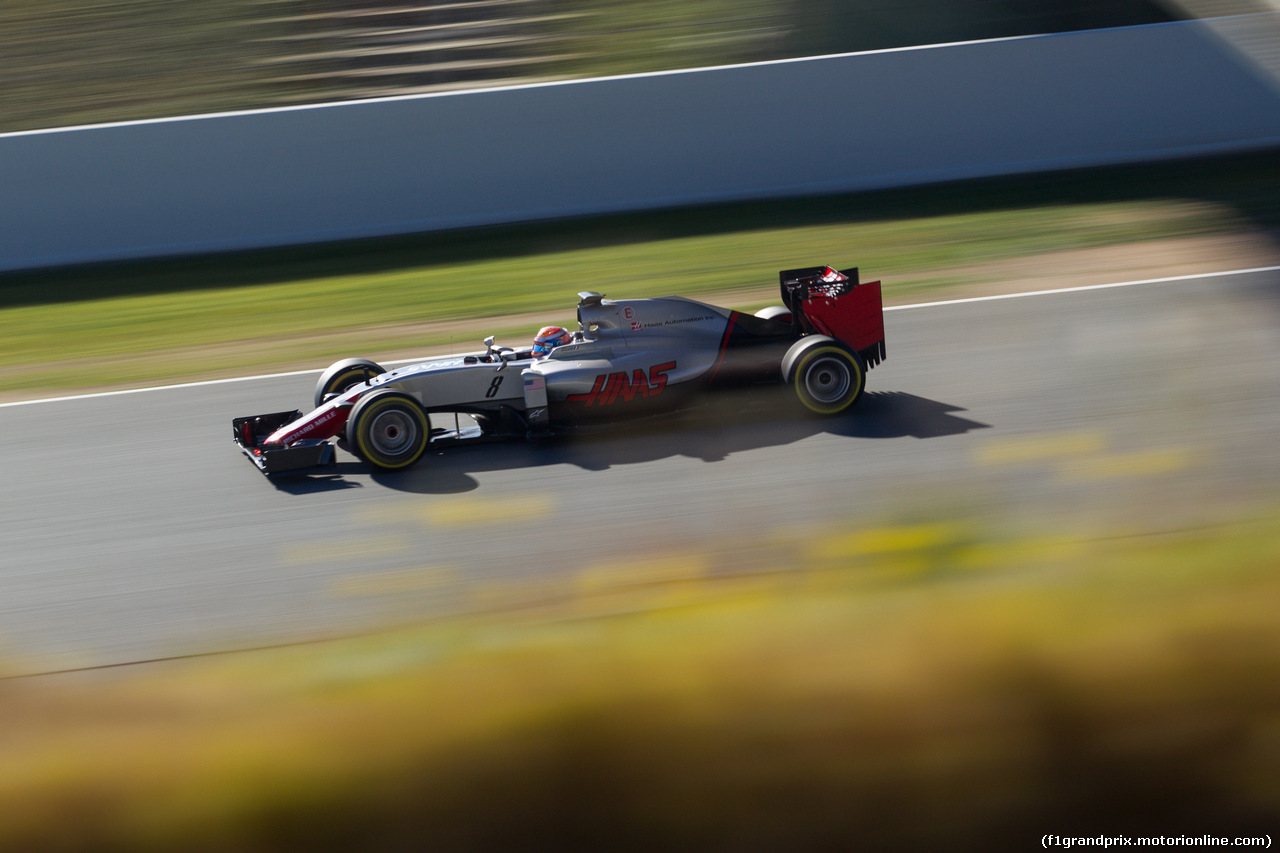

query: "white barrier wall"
left=2, top=19, right=1279, bottom=273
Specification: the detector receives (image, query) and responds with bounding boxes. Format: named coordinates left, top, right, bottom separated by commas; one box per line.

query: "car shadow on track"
left=268, top=390, right=990, bottom=495
left=267, top=463, right=370, bottom=495
left=834, top=391, right=992, bottom=440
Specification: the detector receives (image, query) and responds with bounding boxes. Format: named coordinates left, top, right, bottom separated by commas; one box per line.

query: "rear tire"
left=782, top=336, right=866, bottom=415
left=345, top=390, right=429, bottom=471
left=315, top=358, right=385, bottom=408
left=754, top=305, right=793, bottom=324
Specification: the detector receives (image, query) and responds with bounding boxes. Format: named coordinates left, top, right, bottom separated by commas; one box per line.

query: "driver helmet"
left=532, top=325, right=572, bottom=357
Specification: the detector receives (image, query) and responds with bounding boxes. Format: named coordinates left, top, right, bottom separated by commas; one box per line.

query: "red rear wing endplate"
left=800, top=279, right=886, bottom=367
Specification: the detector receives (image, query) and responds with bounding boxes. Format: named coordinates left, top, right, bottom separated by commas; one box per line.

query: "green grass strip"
left=1, top=151, right=1276, bottom=395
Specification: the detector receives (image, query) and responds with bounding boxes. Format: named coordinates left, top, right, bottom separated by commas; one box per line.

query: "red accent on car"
left=707, top=311, right=738, bottom=382
left=566, top=362, right=676, bottom=407
left=566, top=373, right=608, bottom=406
left=266, top=398, right=352, bottom=445
left=649, top=361, right=674, bottom=394
left=800, top=280, right=885, bottom=353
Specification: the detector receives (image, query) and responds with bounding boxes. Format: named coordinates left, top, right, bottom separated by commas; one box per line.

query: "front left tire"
left=315, top=357, right=386, bottom=408
left=345, top=390, right=429, bottom=471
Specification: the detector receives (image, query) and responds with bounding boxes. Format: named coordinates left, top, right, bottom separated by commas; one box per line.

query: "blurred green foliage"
left=0, top=0, right=290, bottom=131
left=2, top=500, right=1277, bottom=849
left=0, top=0, right=1175, bottom=133
left=550, top=0, right=1176, bottom=79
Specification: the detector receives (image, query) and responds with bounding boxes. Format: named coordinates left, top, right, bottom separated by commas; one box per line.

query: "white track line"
left=884, top=264, right=1280, bottom=311
left=3, top=264, right=1277, bottom=409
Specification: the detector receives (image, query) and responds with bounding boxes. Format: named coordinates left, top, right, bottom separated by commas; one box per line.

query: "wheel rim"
left=804, top=356, right=852, bottom=404
left=367, top=408, right=419, bottom=458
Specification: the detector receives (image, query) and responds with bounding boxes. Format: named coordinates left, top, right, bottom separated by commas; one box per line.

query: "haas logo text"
left=566, top=362, right=675, bottom=407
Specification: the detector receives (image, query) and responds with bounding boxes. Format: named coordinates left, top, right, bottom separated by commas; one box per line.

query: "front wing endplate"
left=233, top=410, right=335, bottom=475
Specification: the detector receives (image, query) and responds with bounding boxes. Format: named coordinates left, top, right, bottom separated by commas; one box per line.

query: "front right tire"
left=345, top=390, right=430, bottom=471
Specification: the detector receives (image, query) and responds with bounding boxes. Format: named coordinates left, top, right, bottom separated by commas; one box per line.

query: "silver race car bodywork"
left=233, top=265, right=886, bottom=474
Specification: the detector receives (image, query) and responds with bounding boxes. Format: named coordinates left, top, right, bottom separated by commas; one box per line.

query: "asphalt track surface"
left=3, top=268, right=1279, bottom=675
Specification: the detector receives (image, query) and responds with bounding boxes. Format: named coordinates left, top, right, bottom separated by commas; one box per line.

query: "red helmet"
left=532, top=325, right=572, bottom=357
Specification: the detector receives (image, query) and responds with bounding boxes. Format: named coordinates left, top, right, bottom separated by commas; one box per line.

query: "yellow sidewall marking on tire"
left=795, top=346, right=863, bottom=415
left=356, top=397, right=428, bottom=469
left=332, top=368, right=364, bottom=390
left=325, top=367, right=375, bottom=401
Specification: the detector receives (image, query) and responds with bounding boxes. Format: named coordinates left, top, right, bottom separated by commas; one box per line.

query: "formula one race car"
left=233, top=265, right=886, bottom=474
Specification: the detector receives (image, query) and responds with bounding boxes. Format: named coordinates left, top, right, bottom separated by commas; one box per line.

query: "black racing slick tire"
left=345, top=390, right=429, bottom=471
left=315, top=358, right=386, bottom=408
left=782, top=336, right=866, bottom=416
left=754, top=305, right=793, bottom=324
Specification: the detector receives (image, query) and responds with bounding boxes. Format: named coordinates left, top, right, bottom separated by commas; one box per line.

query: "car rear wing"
left=779, top=266, right=886, bottom=368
